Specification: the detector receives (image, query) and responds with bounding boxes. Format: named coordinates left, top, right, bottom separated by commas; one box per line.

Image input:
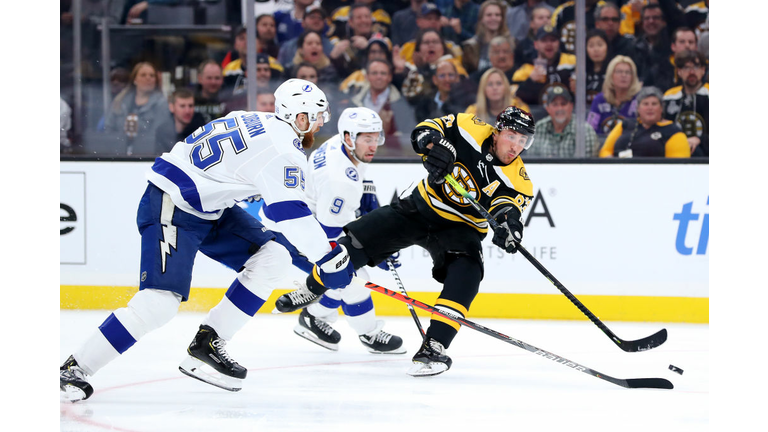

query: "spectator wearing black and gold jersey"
left=328, top=4, right=380, bottom=79
left=511, top=24, right=575, bottom=107
left=663, top=50, right=708, bottom=157
left=550, top=0, right=603, bottom=54
left=329, top=0, right=392, bottom=41
left=599, top=86, right=690, bottom=158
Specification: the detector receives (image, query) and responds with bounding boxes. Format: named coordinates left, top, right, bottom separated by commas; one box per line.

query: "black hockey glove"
left=422, top=138, right=456, bottom=184
left=492, top=208, right=524, bottom=254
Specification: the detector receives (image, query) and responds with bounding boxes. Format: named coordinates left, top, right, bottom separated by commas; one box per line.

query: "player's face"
left=352, top=132, right=382, bottom=163
left=492, top=130, right=528, bottom=164
left=295, top=112, right=325, bottom=134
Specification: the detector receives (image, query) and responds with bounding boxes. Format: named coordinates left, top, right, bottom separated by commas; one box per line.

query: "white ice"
left=60, top=310, right=708, bottom=432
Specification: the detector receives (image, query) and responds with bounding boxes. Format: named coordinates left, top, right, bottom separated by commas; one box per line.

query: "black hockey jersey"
left=410, top=113, right=534, bottom=234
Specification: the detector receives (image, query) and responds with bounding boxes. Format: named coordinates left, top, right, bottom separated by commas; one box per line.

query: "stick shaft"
left=386, top=259, right=426, bottom=338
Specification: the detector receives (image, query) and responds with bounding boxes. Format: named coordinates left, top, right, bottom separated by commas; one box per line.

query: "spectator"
left=654, top=26, right=698, bottom=93
left=461, top=0, right=510, bottom=75
left=255, top=90, right=276, bottom=112
left=222, top=53, right=284, bottom=112
left=294, top=62, right=320, bottom=83
left=398, top=4, right=464, bottom=66
left=513, top=4, right=552, bottom=68
left=685, top=0, right=709, bottom=37
left=587, top=55, right=642, bottom=136
left=193, top=60, right=226, bottom=123
left=551, top=0, right=602, bottom=54
left=413, top=59, right=462, bottom=121
left=454, top=35, right=518, bottom=113
left=599, top=86, right=690, bottom=158
left=465, top=68, right=530, bottom=125
left=104, top=62, right=168, bottom=156
left=338, top=35, right=397, bottom=96
left=526, top=85, right=599, bottom=158
left=61, top=97, right=73, bottom=152
left=505, top=0, right=554, bottom=43
left=511, top=24, right=575, bottom=107
left=329, top=4, right=378, bottom=78
left=400, top=29, right=467, bottom=102
left=434, top=0, right=481, bottom=44
left=221, top=25, right=247, bottom=69
left=340, top=59, right=417, bottom=155
left=594, top=1, right=635, bottom=61
left=255, top=14, right=280, bottom=59
left=329, top=0, right=392, bottom=40
left=274, top=0, right=316, bottom=43
left=633, top=3, right=672, bottom=87
left=391, top=0, right=429, bottom=47
left=569, top=29, right=610, bottom=107
left=663, top=50, right=708, bottom=157
left=289, top=30, right=340, bottom=85
left=97, top=67, right=131, bottom=131
left=155, top=88, right=206, bottom=155
left=277, top=4, right=335, bottom=70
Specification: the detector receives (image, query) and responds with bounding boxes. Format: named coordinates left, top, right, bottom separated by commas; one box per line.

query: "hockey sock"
left=342, top=298, right=377, bottom=335
left=307, top=289, right=342, bottom=322
left=426, top=256, right=482, bottom=349
left=74, top=288, right=181, bottom=375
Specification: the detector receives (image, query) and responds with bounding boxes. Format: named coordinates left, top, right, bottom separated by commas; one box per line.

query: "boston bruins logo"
left=677, top=111, right=705, bottom=137
left=442, top=164, right=478, bottom=207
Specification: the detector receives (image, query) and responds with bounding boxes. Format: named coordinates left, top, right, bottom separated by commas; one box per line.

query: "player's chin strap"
left=344, top=142, right=367, bottom=165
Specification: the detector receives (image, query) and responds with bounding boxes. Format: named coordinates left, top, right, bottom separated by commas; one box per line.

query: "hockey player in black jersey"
left=276, top=106, right=536, bottom=376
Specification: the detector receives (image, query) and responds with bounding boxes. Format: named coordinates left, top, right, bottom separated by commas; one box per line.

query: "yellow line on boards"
left=60, top=286, right=708, bottom=323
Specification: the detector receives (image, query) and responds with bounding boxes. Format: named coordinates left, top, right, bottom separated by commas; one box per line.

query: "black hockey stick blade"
left=444, top=174, right=668, bottom=353
left=354, top=277, right=673, bottom=390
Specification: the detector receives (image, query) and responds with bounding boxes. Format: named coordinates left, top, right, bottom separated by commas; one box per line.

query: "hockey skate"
left=179, top=325, right=247, bottom=392
left=359, top=321, right=406, bottom=354
left=407, top=338, right=452, bottom=377
left=274, top=280, right=321, bottom=313
left=294, top=309, right=342, bottom=351
left=60, top=355, right=94, bottom=402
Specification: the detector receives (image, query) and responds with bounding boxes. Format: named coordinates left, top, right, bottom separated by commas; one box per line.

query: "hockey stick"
left=354, top=276, right=672, bottom=390
left=386, top=258, right=426, bottom=339
left=443, top=174, right=667, bottom=353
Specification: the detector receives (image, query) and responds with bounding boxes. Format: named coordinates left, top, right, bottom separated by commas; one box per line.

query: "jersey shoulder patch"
left=497, top=158, right=534, bottom=197
left=456, top=113, right=495, bottom=151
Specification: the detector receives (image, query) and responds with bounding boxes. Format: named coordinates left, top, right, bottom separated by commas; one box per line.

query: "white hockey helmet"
left=337, top=107, right=385, bottom=151
left=274, top=78, right=330, bottom=135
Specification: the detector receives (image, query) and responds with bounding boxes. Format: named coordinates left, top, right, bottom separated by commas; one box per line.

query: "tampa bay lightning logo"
left=302, top=85, right=312, bottom=92
left=349, top=112, right=358, bottom=119
left=292, top=138, right=302, bottom=150
left=345, top=167, right=359, bottom=181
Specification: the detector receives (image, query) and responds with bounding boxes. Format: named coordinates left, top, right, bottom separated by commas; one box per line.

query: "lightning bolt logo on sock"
left=159, top=194, right=177, bottom=273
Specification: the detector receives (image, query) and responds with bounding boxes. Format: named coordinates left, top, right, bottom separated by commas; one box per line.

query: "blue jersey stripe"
left=319, top=222, right=343, bottom=239
left=263, top=200, right=313, bottom=222
left=151, top=158, right=216, bottom=214
left=341, top=297, right=374, bottom=317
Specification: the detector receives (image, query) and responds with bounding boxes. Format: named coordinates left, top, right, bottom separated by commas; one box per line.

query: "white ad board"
left=60, top=161, right=708, bottom=298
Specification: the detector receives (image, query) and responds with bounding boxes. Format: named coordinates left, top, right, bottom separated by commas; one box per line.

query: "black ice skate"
left=359, top=321, right=407, bottom=354
left=179, top=325, right=246, bottom=392
left=60, top=355, right=94, bottom=402
left=294, top=309, right=342, bottom=351
left=407, top=338, right=452, bottom=377
left=274, top=280, right=321, bottom=313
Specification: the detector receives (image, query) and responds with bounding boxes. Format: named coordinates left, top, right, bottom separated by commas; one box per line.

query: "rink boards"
left=60, top=161, right=708, bottom=323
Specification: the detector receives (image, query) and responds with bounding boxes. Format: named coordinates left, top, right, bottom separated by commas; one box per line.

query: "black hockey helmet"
left=495, top=106, right=536, bottom=149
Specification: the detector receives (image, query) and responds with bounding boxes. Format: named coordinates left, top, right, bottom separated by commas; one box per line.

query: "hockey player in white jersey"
left=265, top=107, right=406, bottom=354
left=60, top=79, right=356, bottom=402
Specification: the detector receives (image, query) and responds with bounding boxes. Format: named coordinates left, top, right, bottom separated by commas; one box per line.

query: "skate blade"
left=60, top=384, right=88, bottom=403
left=294, top=325, right=340, bottom=351
left=179, top=357, right=243, bottom=392
left=365, top=345, right=407, bottom=355
left=406, top=361, right=449, bottom=377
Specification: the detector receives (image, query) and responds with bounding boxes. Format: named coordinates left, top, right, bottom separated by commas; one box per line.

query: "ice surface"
left=60, top=310, right=708, bottom=432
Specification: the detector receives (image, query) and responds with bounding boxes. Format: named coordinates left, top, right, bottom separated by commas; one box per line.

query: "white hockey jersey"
left=146, top=110, right=331, bottom=262
left=305, top=135, right=369, bottom=241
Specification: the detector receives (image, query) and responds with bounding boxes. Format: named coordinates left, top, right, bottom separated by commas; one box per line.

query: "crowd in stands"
left=60, top=0, right=709, bottom=159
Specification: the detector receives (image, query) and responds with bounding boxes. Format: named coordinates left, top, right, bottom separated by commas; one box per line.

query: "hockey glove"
left=422, top=138, right=456, bottom=185
left=376, top=252, right=401, bottom=270
left=492, top=208, right=524, bottom=254
left=314, top=244, right=355, bottom=289
left=358, top=180, right=380, bottom=217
